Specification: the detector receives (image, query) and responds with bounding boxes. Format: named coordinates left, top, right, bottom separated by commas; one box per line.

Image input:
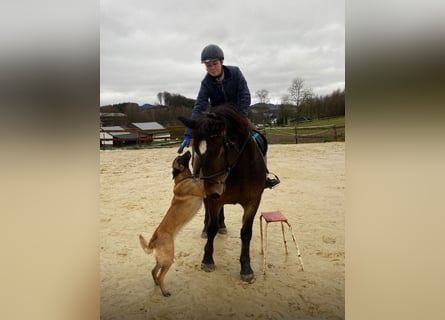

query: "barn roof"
left=101, top=126, right=139, bottom=139
left=101, top=126, right=126, bottom=131
left=131, top=122, right=165, bottom=130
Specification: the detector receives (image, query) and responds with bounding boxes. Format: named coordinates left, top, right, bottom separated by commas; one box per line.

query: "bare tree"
left=255, top=89, right=270, bottom=104
left=288, top=78, right=312, bottom=108
left=157, top=92, right=164, bottom=105
left=280, top=94, right=290, bottom=105
left=163, top=91, right=172, bottom=106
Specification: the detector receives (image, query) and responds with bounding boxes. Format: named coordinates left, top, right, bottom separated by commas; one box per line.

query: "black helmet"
left=201, top=44, right=224, bottom=63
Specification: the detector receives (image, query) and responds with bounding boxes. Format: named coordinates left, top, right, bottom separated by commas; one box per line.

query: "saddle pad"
left=252, top=130, right=268, bottom=156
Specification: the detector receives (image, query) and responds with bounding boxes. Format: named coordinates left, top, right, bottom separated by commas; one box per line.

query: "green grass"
left=263, top=116, right=344, bottom=132
left=261, top=116, right=345, bottom=143
left=296, top=116, right=345, bottom=128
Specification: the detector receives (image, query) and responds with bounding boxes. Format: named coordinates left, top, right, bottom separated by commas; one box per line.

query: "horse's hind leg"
left=218, top=207, right=227, bottom=234
left=239, top=205, right=259, bottom=283
left=202, top=204, right=226, bottom=238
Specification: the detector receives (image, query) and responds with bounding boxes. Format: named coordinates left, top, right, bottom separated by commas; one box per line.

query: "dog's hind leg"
left=151, top=262, right=161, bottom=286
left=156, top=264, right=172, bottom=297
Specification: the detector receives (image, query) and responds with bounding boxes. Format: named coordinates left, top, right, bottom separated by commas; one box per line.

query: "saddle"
left=252, top=130, right=268, bottom=156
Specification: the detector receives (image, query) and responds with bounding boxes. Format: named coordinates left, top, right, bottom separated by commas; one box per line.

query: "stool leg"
left=281, top=222, right=288, bottom=254
left=263, top=223, right=268, bottom=275
left=285, top=222, right=304, bottom=271
left=260, top=216, right=264, bottom=255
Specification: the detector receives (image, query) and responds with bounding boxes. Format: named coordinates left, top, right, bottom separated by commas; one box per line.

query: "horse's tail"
left=138, top=234, right=154, bottom=255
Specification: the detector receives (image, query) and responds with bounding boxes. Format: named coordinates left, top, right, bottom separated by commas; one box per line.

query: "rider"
left=178, top=44, right=280, bottom=187
left=177, top=44, right=280, bottom=233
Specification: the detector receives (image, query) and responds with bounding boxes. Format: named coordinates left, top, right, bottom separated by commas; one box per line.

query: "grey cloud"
left=101, top=0, right=345, bottom=105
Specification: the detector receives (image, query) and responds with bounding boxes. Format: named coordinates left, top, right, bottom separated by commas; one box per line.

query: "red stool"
left=260, top=211, right=304, bottom=274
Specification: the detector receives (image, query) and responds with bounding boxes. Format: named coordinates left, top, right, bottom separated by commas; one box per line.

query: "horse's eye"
left=199, top=140, right=207, bottom=155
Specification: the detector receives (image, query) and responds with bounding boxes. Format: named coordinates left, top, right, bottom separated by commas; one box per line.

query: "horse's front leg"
left=239, top=205, right=259, bottom=283
left=201, top=200, right=220, bottom=272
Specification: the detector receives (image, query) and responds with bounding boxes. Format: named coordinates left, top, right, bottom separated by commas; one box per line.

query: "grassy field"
left=261, top=116, right=345, bottom=144
left=298, top=116, right=345, bottom=127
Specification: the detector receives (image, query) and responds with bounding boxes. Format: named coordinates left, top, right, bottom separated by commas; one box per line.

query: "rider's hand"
left=177, top=135, right=191, bottom=154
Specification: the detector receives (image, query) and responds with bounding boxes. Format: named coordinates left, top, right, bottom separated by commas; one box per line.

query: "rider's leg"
left=264, top=155, right=280, bottom=189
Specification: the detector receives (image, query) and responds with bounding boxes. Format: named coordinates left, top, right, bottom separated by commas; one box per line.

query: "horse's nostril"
left=210, top=193, right=220, bottom=199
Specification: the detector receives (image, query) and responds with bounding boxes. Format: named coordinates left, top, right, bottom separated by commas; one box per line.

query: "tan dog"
left=139, top=150, right=205, bottom=297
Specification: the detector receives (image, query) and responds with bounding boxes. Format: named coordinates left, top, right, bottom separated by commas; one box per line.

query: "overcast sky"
left=100, top=0, right=345, bottom=106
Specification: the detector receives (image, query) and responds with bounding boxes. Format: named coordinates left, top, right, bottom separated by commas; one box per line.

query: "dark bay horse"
left=178, top=103, right=267, bottom=283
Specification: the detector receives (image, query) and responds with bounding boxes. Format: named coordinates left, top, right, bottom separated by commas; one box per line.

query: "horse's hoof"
left=201, top=263, right=215, bottom=272
left=240, top=273, right=255, bottom=284
left=218, top=227, right=227, bottom=234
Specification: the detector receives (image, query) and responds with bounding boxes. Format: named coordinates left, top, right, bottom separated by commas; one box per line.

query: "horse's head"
left=178, top=112, right=230, bottom=197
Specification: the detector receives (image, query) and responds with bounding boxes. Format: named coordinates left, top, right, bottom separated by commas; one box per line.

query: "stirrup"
left=265, top=173, right=280, bottom=189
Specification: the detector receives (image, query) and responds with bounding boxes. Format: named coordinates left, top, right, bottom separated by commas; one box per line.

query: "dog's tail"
left=139, top=234, right=154, bottom=255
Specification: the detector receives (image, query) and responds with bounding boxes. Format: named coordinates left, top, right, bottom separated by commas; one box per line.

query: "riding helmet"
left=201, top=44, right=224, bottom=63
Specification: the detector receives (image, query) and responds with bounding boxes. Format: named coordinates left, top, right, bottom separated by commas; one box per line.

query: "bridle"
left=198, top=130, right=252, bottom=185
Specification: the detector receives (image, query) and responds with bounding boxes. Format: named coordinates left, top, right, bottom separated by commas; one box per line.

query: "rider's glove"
left=177, top=135, right=191, bottom=154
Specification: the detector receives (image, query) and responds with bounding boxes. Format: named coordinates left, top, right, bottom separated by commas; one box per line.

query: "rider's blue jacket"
left=186, top=65, right=251, bottom=135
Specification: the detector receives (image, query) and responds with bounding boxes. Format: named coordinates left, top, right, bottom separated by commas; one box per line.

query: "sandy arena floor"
left=100, top=142, right=345, bottom=320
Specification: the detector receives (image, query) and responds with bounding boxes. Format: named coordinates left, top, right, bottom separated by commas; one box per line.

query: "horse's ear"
left=178, top=116, right=197, bottom=129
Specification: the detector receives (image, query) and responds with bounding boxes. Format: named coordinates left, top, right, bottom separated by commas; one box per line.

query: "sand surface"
left=100, top=142, right=345, bottom=320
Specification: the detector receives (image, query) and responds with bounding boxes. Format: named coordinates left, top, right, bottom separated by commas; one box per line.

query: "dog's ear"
left=179, top=151, right=191, bottom=167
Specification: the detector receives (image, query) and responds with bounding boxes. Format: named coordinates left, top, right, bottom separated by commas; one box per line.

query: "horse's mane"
left=194, top=103, right=254, bottom=142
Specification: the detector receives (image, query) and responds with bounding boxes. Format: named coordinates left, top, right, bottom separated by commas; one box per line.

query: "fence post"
left=294, top=125, right=298, bottom=144
left=333, top=125, right=338, bottom=141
